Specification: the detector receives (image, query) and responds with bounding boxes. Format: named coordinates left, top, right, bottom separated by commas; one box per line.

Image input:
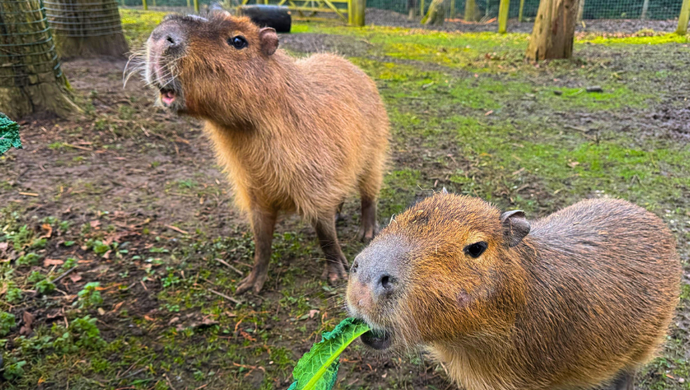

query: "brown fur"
left=347, top=193, right=681, bottom=390
left=144, top=13, right=389, bottom=293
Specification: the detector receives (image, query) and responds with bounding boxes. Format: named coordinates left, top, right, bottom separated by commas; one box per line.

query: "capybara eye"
left=464, top=241, right=488, bottom=258
left=228, top=36, right=248, bottom=49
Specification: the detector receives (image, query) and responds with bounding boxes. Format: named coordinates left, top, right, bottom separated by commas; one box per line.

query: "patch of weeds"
left=2, top=357, right=26, bottom=381
left=52, top=316, right=106, bottom=353
left=77, top=282, right=103, bottom=309
left=380, top=168, right=422, bottom=216
left=6, top=286, right=23, bottom=304
left=16, top=252, right=41, bottom=267
left=0, top=311, right=16, bottom=336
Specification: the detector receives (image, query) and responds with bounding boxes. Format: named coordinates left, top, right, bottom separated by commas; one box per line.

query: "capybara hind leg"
left=608, top=370, right=635, bottom=390
left=335, top=201, right=346, bottom=224
left=357, top=196, right=379, bottom=243
left=236, top=209, right=277, bottom=295
left=312, top=215, right=349, bottom=283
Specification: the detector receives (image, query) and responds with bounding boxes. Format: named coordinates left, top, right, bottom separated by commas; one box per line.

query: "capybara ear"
left=259, top=27, right=279, bottom=56
left=500, top=210, right=530, bottom=247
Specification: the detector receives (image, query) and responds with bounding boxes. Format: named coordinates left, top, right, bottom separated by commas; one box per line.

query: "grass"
left=0, top=11, right=688, bottom=390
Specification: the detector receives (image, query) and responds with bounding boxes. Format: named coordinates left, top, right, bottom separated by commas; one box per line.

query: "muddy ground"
left=0, top=9, right=689, bottom=390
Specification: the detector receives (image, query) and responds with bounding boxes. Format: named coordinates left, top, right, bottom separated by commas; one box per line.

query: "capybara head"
left=143, top=13, right=279, bottom=122
left=347, top=192, right=530, bottom=350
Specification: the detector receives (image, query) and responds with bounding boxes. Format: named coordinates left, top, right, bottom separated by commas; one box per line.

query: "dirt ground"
left=0, top=9, right=689, bottom=390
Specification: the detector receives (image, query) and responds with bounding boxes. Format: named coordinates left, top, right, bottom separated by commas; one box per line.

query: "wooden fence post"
left=518, top=0, right=525, bottom=21
left=678, top=0, right=690, bottom=35
left=193, top=0, right=199, bottom=13
left=142, top=0, right=147, bottom=10
left=498, top=0, right=509, bottom=33
left=352, top=0, right=365, bottom=26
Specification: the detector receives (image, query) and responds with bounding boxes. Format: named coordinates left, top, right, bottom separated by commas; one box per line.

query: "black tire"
left=239, top=5, right=292, bottom=33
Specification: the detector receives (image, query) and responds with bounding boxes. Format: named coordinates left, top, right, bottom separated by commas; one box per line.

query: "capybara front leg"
left=608, top=370, right=635, bottom=390
left=235, top=209, right=277, bottom=295
left=357, top=196, right=379, bottom=243
left=313, top=215, right=349, bottom=284
left=335, top=201, right=346, bottom=223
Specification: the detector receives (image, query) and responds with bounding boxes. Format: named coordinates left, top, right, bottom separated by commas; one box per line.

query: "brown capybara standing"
left=347, top=193, right=681, bottom=390
left=141, top=13, right=389, bottom=294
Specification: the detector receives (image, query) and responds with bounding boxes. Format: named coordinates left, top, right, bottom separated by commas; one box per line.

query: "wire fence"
left=368, top=0, right=685, bottom=20
left=44, top=0, right=125, bottom=38
left=123, top=0, right=686, bottom=20
left=0, top=0, right=64, bottom=87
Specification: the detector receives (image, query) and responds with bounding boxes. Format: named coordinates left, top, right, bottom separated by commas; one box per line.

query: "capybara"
left=141, top=13, right=389, bottom=294
left=347, top=192, right=681, bottom=390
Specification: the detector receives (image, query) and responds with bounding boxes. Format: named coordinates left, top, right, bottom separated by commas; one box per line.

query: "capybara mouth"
left=159, top=87, right=177, bottom=107
left=360, top=329, right=393, bottom=350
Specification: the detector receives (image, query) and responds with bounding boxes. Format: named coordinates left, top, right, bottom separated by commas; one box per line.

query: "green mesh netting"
left=367, top=0, right=684, bottom=20
left=0, top=113, right=22, bottom=156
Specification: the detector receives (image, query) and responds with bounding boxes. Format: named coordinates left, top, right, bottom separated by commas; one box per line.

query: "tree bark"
left=423, top=0, right=447, bottom=25
left=45, top=0, right=128, bottom=58
left=407, top=0, right=417, bottom=20
left=464, top=0, right=479, bottom=21
left=526, top=0, right=580, bottom=61
left=0, top=0, right=80, bottom=119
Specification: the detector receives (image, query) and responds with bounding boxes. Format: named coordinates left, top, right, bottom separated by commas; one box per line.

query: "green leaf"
left=289, top=317, right=370, bottom=390
left=0, top=113, right=22, bottom=156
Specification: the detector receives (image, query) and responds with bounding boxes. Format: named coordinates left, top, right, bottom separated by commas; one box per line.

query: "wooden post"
left=187, top=0, right=191, bottom=7
left=498, top=0, right=510, bottom=33
left=193, top=0, right=199, bottom=13
left=142, top=0, right=147, bottom=10
left=420, top=0, right=425, bottom=16
left=464, top=0, right=476, bottom=21
left=352, top=0, right=365, bottom=26
left=518, top=0, right=525, bottom=21
left=577, top=0, right=585, bottom=22
left=678, top=0, right=690, bottom=35
left=152, top=0, right=156, bottom=7
left=640, top=0, right=649, bottom=19
left=450, top=0, right=455, bottom=18
left=526, top=0, right=581, bottom=60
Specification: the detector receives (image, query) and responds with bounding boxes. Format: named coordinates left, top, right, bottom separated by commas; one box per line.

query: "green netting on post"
left=0, top=113, right=22, bottom=156
left=0, top=0, right=79, bottom=118
left=45, top=0, right=128, bottom=57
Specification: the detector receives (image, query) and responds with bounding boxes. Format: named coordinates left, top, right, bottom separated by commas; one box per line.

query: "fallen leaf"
left=97, top=308, right=106, bottom=316
left=144, top=315, right=155, bottom=321
left=308, top=310, right=320, bottom=319
left=0, top=242, right=8, bottom=251
left=110, top=301, right=124, bottom=313
left=568, top=161, right=580, bottom=168
left=44, top=258, right=64, bottom=267
left=20, top=311, right=34, bottom=335
left=40, top=224, right=52, bottom=239
left=90, top=220, right=100, bottom=229
left=69, top=273, right=82, bottom=283
left=169, top=317, right=180, bottom=325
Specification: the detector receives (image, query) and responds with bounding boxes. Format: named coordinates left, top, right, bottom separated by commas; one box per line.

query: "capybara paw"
left=235, top=272, right=267, bottom=295
left=358, top=224, right=378, bottom=243
left=322, top=262, right=348, bottom=284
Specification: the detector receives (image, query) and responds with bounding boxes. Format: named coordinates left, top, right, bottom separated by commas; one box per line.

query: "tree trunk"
left=44, top=0, right=128, bottom=58
left=0, top=0, right=80, bottom=119
left=408, top=0, right=418, bottom=20
left=526, top=0, right=580, bottom=61
left=423, top=0, right=447, bottom=25
left=464, top=0, right=479, bottom=21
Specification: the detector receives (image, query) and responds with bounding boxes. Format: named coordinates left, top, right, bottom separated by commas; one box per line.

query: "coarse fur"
left=347, top=193, right=681, bottom=390
left=141, top=13, right=389, bottom=293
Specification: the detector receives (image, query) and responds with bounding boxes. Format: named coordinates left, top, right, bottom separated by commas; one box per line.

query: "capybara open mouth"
left=360, top=329, right=393, bottom=350
left=159, top=87, right=176, bottom=107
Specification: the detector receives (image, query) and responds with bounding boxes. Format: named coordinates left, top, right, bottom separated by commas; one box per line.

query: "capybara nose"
left=373, top=273, right=396, bottom=299
left=151, top=23, right=186, bottom=53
